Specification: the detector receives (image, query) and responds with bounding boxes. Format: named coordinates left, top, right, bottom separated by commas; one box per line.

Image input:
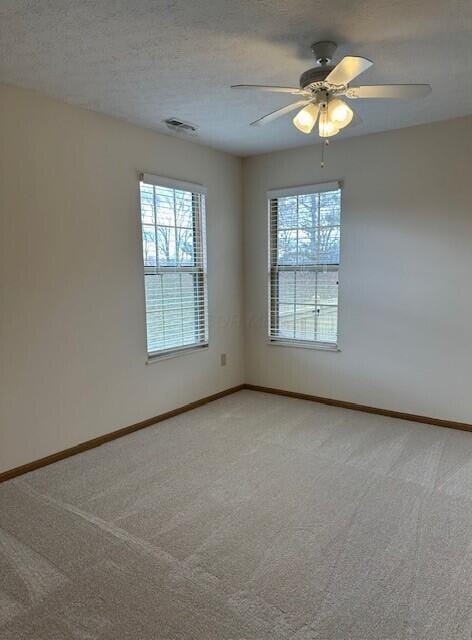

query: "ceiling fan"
left=231, top=41, right=431, bottom=138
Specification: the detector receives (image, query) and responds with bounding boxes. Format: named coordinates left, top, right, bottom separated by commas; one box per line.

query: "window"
left=268, top=181, right=341, bottom=349
left=139, top=174, right=208, bottom=358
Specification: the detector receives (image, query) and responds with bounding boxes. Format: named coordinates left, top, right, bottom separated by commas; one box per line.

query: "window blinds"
left=268, top=182, right=341, bottom=347
left=139, top=174, right=208, bottom=357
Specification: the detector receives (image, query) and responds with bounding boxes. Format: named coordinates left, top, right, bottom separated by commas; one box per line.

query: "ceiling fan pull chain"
left=321, top=138, right=329, bottom=168
left=320, top=103, right=329, bottom=168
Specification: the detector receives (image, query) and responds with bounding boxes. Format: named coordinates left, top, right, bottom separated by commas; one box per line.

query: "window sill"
left=267, top=338, right=340, bottom=352
left=146, top=343, right=209, bottom=364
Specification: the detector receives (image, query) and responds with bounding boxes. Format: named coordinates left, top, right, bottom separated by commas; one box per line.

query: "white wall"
left=0, top=84, right=244, bottom=473
left=243, top=116, right=472, bottom=423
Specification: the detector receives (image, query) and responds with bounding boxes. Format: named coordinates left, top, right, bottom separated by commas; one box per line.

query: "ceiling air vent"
left=164, top=118, right=198, bottom=135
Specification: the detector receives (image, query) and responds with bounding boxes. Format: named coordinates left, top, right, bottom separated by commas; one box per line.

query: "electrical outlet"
left=220, top=353, right=227, bottom=366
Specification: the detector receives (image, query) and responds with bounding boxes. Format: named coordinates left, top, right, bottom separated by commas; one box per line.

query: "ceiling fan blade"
left=231, top=84, right=311, bottom=96
left=346, top=84, right=432, bottom=99
left=250, top=99, right=312, bottom=127
left=325, top=56, right=373, bottom=86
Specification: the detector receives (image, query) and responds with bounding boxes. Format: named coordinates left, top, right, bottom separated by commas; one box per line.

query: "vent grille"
left=164, top=118, right=198, bottom=134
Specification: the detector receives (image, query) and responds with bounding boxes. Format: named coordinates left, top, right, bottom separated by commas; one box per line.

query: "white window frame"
left=267, top=180, right=342, bottom=351
left=139, top=173, right=209, bottom=360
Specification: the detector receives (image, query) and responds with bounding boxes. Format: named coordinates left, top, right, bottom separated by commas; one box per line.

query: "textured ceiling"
left=1, top=0, right=471, bottom=156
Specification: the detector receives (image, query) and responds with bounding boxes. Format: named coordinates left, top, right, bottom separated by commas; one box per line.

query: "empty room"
left=1, top=1, right=472, bottom=638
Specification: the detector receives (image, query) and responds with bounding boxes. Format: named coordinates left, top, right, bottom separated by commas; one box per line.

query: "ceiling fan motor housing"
left=299, top=67, right=333, bottom=90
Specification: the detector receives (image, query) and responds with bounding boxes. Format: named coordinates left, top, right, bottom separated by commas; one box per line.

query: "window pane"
left=298, top=193, right=318, bottom=227
left=318, top=226, right=340, bottom=264
left=278, top=271, right=295, bottom=303
left=142, top=225, right=156, bottom=267
left=140, top=185, right=154, bottom=224
left=182, top=306, right=198, bottom=344
left=146, top=312, right=164, bottom=353
left=155, top=186, right=175, bottom=226
left=278, top=303, right=295, bottom=338
left=297, top=228, right=317, bottom=264
left=316, top=271, right=338, bottom=306
left=163, top=313, right=183, bottom=349
left=278, top=230, right=298, bottom=264
left=157, top=228, right=176, bottom=266
left=161, top=273, right=181, bottom=310
left=144, top=274, right=162, bottom=313
left=174, top=190, right=193, bottom=228
left=180, top=272, right=196, bottom=306
left=316, top=305, right=338, bottom=343
left=294, top=305, right=316, bottom=341
left=277, top=196, right=298, bottom=228
left=176, top=227, right=194, bottom=265
left=295, top=271, right=316, bottom=304
left=319, top=190, right=341, bottom=225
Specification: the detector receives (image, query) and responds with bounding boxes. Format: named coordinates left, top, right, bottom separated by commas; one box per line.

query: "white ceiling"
left=1, top=0, right=471, bottom=156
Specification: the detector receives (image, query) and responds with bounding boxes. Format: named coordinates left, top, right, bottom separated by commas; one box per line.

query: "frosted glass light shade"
left=318, top=118, right=339, bottom=137
left=328, top=98, right=354, bottom=129
left=292, top=103, right=320, bottom=134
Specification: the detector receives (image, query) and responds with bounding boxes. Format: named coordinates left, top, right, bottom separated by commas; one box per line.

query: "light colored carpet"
left=2, top=390, right=472, bottom=639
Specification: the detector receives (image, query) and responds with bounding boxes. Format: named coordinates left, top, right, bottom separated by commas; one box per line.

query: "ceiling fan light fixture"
left=232, top=40, right=432, bottom=151
left=328, top=98, right=354, bottom=129
left=292, top=103, right=320, bottom=134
